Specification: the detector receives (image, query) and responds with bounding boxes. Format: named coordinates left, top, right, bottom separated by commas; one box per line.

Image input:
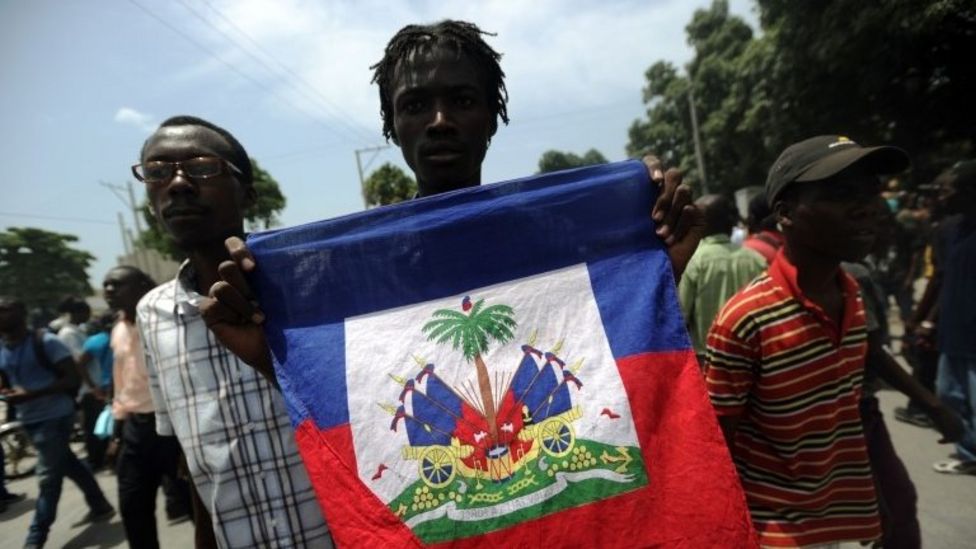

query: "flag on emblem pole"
left=247, top=160, right=756, bottom=548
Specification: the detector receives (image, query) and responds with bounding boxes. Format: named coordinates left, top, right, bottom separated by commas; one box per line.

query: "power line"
left=126, top=0, right=369, bottom=145
left=131, top=0, right=642, bottom=166
left=192, top=0, right=377, bottom=144
left=182, top=2, right=642, bottom=157
left=0, top=211, right=116, bottom=226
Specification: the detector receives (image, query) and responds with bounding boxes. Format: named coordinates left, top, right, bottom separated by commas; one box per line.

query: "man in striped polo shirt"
left=704, top=135, right=910, bottom=548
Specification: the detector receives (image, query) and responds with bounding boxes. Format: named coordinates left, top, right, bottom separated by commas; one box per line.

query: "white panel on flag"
left=345, top=263, right=645, bottom=531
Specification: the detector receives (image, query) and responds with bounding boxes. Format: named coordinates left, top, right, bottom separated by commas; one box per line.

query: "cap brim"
left=796, top=145, right=911, bottom=182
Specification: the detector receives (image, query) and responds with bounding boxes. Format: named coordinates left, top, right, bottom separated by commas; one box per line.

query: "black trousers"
left=79, top=393, right=108, bottom=468
left=904, top=340, right=939, bottom=412
left=116, top=413, right=191, bottom=549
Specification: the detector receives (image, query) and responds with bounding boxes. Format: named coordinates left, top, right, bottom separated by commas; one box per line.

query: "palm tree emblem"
left=422, top=296, right=516, bottom=441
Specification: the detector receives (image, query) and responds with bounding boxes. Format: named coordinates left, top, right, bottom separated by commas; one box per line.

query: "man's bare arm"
left=1, top=357, right=80, bottom=404
left=867, top=334, right=963, bottom=443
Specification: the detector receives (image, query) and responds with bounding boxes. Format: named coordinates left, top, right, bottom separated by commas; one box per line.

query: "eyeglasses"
left=131, top=156, right=243, bottom=186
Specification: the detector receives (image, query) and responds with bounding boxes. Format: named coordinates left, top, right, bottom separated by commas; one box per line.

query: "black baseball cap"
left=765, top=135, right=910, bottom=206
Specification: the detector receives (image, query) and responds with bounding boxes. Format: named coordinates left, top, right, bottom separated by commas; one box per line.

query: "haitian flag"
left=247, top=160, right=755, bottom=548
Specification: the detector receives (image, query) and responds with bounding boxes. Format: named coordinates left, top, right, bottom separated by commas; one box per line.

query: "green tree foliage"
left=628, top=1, right=769, bottom=194
left=363, top=163, right=417, bottom=207
left=755, top=0, right=976, bottom=182
left=136, top=158, right=287, bottom=260
left=628, top=0, right=976, bottom=194
left=422, top=298, right=517, bottom=439
left=247, top=159, right=287, bottom=230
left=537, top=149, right=609, bottom=173
left=136, top=201, right=175, bottom=260
left=423, top=299, right=517, bottom=362
left=0, top=227, right=95, bottom=309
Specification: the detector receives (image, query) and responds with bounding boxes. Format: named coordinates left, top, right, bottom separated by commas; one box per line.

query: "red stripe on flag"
left=295, top=421, right=423, bottom=548
left=295, top=349, right=757, bottom=547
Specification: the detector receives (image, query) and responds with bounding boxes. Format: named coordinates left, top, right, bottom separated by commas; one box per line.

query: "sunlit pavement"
left=0, top=444, right=193, bottom=549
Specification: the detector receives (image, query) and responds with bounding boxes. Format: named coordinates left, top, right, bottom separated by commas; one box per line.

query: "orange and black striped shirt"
left=704, top=250, right=880, bottom=548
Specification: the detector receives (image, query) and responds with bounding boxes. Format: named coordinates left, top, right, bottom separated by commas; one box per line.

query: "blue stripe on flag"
left=249, top=160, right=690, bottom=428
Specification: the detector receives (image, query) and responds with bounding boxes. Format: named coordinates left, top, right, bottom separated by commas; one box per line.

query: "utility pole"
left=126, top=181, right=144, bottom=233
left=116, top=212, right=132, bottom=255
left=100, top=180, right=144, bottom=232
left=688, top=86, right=709, bottom=194
left=101, top=180, right=147, bottom=271
left=354, top=145, right=391, bottom=208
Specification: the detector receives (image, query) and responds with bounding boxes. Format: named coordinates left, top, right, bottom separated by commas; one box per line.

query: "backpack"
left=32, top=329, right=80, bottom=399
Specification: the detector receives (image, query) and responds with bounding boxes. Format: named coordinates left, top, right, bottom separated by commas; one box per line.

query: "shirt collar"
left=760, top=230, right=785, bottom=245
left=767, top=248, right=861, bottom=341
left=174, top=260, right=205, bottom=318
left=701, top=234, right=732, bottom=245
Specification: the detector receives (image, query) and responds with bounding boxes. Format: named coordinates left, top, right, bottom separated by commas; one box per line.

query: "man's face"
left=70, top=306, right=90, bottom=325
left=778, top=167, right=883, bottom=263
left=141, top=125, right=254, bottom=250
left=939, top=174, right=976, bottom=216
left=0, top=298, right=26, bottom=333
left=103, top=269, right=147, bottom=313
left=391, top=45, right=495, bottom=197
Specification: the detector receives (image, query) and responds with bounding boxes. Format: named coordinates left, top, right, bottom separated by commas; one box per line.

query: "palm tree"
left=422, top=296, right=516, bottom=441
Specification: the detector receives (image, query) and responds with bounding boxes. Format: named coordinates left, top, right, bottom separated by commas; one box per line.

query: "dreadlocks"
left=370, top=20, right=509, bottom=143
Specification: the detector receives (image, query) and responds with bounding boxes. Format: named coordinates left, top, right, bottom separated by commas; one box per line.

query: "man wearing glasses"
left=131, top=116, right=332, bottom=548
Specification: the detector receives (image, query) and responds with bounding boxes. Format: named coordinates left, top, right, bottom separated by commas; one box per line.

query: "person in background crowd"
left=742, top=192, right=784, bottom=264
left=74, top=312, right=115, bottom=469
left=876, top=193, right=925, bottom=329
left=843, top=197, right=964, bottom=548
left=54, top=298, right=90, bottom=360
left=896, top=172, right=953, bottom=429
left=0, top=296, right=114, bottom=549
left=104, top=265, right=192, bottom=548
left=705, top=135, right=909, bottom=547
left=929, top=160, right=976, bottom=475
left=678, top=194, right=765, bottom=363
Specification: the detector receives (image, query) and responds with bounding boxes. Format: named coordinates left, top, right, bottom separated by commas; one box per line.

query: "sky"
left=0, top=0, right=757, bottom=289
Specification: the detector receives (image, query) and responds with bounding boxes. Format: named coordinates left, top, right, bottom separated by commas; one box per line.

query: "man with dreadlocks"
left=370, top=20, right=509, bottom=198
left=202, top=20, right=703, bottom=379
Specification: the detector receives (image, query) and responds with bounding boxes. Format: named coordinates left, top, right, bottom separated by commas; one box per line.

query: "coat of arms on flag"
left=248, top=161, right=756, bottom=547
left=354, top=265, right=648, bottom=542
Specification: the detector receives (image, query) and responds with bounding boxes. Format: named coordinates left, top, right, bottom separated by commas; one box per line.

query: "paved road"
left=1, top=387, right=972, bottom=547
left=874, top=388, right=974, bottom=549
left=0, top=444, right=192, bottom=549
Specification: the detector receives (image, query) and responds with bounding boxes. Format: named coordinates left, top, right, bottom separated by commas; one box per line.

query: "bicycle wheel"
left=1, top=426, right=38, bottom=479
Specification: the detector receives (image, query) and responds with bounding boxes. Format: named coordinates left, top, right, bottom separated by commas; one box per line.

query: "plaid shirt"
left=138, top=263, right=332, bottom=548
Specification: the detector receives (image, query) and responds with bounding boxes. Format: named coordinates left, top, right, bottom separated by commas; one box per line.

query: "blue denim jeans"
left=23, top=413, right=112, bottom=546
left=937, top=353, right=976, bottom=462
